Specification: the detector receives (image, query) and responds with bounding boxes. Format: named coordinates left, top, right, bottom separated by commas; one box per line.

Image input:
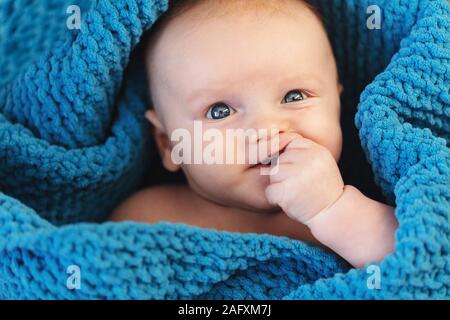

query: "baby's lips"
left=253, top=131, right=305, bottom=164
left=277, top=132, right=306, bottom=150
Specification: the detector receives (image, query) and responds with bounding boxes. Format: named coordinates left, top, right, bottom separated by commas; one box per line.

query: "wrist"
left=304, top=185, right=398, bottom=267
left=304, top=185, right=366, bottom=244
left=304, top=184, right=351, bottom=228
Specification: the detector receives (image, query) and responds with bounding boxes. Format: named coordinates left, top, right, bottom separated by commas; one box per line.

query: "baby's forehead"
left=150, top=2, right=327, bottom=68
left=146, top=1, right=333, bottom=106
left=150, top=0, right=322, bottom=50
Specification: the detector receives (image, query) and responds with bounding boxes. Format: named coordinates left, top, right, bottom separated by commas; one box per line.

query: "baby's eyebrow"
left=280, top=74, right=323, bottom=87
left=185, top=75, right=323, bottom=106
left=186, top=87, right=223, bottom=105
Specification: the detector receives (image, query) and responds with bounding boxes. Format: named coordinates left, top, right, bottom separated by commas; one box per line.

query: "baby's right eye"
left=205, top=103, right=236, bottom=120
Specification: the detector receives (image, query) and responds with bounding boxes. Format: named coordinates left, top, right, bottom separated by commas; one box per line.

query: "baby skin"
left=111, top=0, right=398, bottom=268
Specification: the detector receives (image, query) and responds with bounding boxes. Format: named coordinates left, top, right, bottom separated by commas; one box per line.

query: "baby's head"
left=143, top=0, right=343, bottom=213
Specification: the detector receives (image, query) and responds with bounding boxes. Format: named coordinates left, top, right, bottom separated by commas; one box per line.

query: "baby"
left=111, top=0, right=398, bottom=268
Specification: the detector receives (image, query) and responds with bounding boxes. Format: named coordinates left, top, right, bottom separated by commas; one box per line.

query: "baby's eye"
left=206, top=103, right=236, bottom=120
left=282, top=89, right=306, bottom=103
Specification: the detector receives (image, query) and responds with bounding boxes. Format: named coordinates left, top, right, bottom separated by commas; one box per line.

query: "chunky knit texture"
left=0, top=0, right=449, bottom=299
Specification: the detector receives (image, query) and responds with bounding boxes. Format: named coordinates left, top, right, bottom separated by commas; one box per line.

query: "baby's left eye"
left=282, top=89, right=306, bottom=103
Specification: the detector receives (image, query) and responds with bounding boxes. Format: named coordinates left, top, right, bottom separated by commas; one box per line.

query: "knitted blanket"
left=0, top=0, right=449, bottom=299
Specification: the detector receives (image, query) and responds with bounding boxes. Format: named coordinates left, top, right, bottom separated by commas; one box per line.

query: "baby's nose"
left=248, top=110, right=291, bottom=139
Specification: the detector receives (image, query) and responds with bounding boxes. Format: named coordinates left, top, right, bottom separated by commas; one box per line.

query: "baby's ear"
left=145, top=110, right=164, bottom=131
left=145, top=110, right=181, bottom=173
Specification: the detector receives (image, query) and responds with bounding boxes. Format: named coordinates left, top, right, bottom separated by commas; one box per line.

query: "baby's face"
left=146, top=1, right=343, bottom=213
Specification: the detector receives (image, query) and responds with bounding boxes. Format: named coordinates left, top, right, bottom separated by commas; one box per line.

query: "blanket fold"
left=0, top=0, right=449, bottom=299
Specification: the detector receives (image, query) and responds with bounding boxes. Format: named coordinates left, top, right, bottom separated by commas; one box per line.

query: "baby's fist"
left=265, top=135, right=344, bottom=224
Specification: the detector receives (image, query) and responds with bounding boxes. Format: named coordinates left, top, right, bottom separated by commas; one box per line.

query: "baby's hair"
left=142, top=0, right=325, bottom=110
left=142, top=0, right=323, bottom=53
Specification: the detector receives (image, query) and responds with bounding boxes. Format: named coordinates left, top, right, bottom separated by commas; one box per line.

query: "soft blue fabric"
left=0, top=0, right=449, bottom=299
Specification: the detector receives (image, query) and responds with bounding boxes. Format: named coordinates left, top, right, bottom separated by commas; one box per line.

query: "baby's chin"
left=233, top=172, right=282, bottom=213
left=232, top=191, right=281, bottom=214
left=202, top=184, right=281, bottom=214
left=185, top=166, right=281, bottom=213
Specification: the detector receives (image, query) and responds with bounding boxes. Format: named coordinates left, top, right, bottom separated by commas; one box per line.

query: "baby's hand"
left=265, top=134, right=344, bottom=224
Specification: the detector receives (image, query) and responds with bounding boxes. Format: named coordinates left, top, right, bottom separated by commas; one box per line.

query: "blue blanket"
left=0, top=0, right=449, bottom=299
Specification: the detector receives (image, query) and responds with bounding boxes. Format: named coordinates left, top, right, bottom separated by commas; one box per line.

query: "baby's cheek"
left=326, top=124, right=343, bottom=162
left=183, top=163, right=235, bottom=186
left=299, top=117, right=343, bottom=162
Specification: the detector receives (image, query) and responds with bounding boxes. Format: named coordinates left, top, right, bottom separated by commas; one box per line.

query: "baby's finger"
left=278, top=148, right=309, bottom=164
left=269, top=163, right=300, bottom=183
left=255, top=132, right=305, bottom=164
left=276, top=132, right=308, bottom=151
left=265, top=181, right=286, bottom=206
left=284, top=137, right=312, bottom=150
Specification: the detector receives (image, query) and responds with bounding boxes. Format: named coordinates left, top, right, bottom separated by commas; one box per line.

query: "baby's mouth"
left=249, top=162, right=272, bottom=169
left=248, top=146, right=285, bottom=170
left=246, top=132, right=295, bottom=171
left=249, top=155, right=276, bottom=169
